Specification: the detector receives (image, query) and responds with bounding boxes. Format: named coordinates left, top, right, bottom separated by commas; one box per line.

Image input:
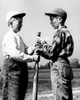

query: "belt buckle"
left=5, top=55, right=10, bottom=59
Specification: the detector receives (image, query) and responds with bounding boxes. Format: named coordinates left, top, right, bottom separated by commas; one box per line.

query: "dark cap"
left=45, top=8, right=67, bottom=20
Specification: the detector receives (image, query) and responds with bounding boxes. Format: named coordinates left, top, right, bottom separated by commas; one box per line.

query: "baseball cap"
left=45, top=8, right=67, bottom=19
left=6, top=10, right=26, bottom=23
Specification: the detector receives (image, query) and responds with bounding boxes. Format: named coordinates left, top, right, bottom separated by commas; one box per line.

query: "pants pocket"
left=62, top=66, right=73, bottom=80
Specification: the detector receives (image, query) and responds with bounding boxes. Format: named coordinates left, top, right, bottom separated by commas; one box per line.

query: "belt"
left=58, top=56, right=69, bottom=64
left=5, top=55, right=10, bottom=59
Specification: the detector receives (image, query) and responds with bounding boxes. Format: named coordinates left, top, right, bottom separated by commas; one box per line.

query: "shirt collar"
left=57, top=26, right=67, bottom=32
left=8, top=29, right=19, bottom=36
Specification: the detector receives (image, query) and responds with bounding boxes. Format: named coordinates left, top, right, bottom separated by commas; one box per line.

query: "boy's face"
left=49, top=16, right=62, bottom=29
left=12, top=17, right=23, bottom=33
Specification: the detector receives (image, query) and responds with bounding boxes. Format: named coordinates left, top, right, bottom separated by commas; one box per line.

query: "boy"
left=36, top=8, right=74, bottom=100
left=2, top=11, right=39, bottom=100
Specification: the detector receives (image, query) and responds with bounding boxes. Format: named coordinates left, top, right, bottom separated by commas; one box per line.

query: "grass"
left=26, top=68, right=80, bottom=100
left=0, top=68, right=80, bottom=100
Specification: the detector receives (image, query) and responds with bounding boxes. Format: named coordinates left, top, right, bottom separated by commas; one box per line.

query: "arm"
left=20, top=37, right=35, bottom=55
left=36, top=34, right=61, bottom=60
left=59, top=31, right=74, bottom=57
left=2, top=35, right=35, bottom=62
left=27, top=46, right=36, bottom=55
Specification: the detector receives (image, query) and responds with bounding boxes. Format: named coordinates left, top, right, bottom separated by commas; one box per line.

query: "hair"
left=8, top=16, right=23, bottom=26
left=60, top=13, right=67, bottom=25
left=8, top=17, right=16, bottom=26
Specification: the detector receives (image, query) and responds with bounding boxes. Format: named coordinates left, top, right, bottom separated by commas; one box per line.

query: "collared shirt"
left=40, top=26, right=74, bottom=61
left=2, top=30, right=33, bottom=62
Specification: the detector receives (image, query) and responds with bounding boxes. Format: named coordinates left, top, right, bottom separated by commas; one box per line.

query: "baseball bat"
left=32, top=32, right=41, bottom=100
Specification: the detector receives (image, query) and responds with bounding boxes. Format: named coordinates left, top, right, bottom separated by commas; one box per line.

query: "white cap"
left=6, top=10, right=26, bottom=23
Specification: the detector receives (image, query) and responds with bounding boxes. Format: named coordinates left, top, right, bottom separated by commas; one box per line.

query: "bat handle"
left=37, top=32, right=41, bottom=37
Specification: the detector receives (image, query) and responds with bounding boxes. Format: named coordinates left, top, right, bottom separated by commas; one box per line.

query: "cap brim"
left=45, top=13, right=58, bottom=16
left=13, top=13, right=26, bottom=18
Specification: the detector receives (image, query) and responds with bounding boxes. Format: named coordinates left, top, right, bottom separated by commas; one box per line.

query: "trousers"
left=50, top=57, right=73, bottom=100
left=2, top=58, right=28, bottom=100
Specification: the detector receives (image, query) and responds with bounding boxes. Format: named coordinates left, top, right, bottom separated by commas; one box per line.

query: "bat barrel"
left=32, top=62, right=39, bottom=100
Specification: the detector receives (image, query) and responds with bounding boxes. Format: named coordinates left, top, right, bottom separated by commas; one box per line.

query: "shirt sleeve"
left=38, top=29, right=74, bottom=60
left=23, top=43, right=28, bottom=54
left=2, top=34, right=34, bottom=62
left=59, top=31, right=74, bottom=57
left=22, top=41, right=35, bottom=55
left=39, top=33, right=61, bottom=60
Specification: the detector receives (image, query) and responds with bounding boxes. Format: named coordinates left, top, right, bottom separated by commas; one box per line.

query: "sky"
left=0, top=0, right=80, bottom=67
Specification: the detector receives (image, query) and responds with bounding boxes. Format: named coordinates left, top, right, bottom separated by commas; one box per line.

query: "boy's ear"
left=58, top=16, right=62, bottom=22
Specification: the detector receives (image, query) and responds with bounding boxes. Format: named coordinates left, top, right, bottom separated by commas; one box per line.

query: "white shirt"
left=2, top=30, right=33, bottom=62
